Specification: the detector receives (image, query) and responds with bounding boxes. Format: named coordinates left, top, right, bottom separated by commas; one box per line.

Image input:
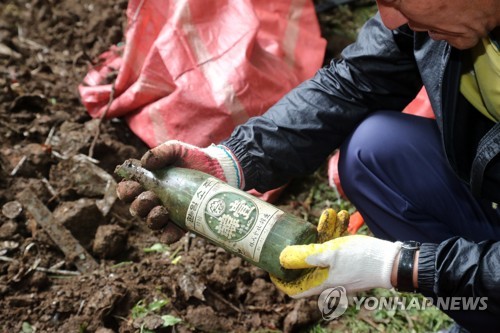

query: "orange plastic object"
left=347, top=211, right=365, bottom=234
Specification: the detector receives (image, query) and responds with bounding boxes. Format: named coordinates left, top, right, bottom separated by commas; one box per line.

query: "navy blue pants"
left=338, top=111, right=500, bottom=331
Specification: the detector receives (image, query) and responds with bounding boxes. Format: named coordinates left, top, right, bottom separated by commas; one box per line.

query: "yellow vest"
left=460, top=36, right=500, bottom=123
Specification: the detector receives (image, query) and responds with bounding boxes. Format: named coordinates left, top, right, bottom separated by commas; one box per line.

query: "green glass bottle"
left=115, top=159, right=318, bottom=281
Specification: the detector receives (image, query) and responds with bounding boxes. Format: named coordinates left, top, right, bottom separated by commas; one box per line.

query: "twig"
left=360, top=315, right=384, bottom=332
left=0, top=119, right=21, bottom=134
left=44, top=125, right=57, bottom=145
left=10, top=156, right=27, bottom=176
left=73, top=49, right=95, bottom=69
left=47, top=185, right=72, bottom=204
left=17, top=25, right=49, bottom=52
left=206, top=288, right=242, bottom=313
left=184, top=233, right=191, bottom=254
left=0, top=255, right=80, bottom=276
left=76, top=300, right=86, bottom=315
left=246, top=305, right=282, bottom=314
left=41, top=177, right=57, bottom=197
left=110, top=212, right=128, bottom=225
left=88, top=82, right=115, bottom=158
left=50, top=150, right=69, bottom=160
left=400, top=306, right=415, bottom=330
left=49, top=260, right=66, bottom=270
left=132, top=0, right=146, bottom=22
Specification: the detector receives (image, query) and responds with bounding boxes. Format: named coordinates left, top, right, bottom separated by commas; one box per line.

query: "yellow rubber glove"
left=271, top=212, right=402, bottom=298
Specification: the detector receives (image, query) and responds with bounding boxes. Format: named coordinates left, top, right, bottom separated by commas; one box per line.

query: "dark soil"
left=0, top=1, right=366, bottom=332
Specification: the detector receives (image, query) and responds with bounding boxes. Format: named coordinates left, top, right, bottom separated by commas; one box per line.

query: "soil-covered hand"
left=116, top=140, right=243, bottom=243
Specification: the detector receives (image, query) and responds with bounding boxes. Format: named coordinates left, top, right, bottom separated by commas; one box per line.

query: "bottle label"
left=186, top=177, right=283, bottom=262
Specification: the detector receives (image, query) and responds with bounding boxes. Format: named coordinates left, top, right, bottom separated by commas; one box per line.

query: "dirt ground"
left=0, top=1, right=373, bottom=332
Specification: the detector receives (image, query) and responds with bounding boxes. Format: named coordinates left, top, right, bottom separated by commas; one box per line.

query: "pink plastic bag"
left=79, top=0, right=326, bottom=149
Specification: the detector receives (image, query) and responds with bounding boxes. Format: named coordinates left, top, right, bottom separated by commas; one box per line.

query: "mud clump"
left=92, top=224, right=128, bottom=259
left=53, top=198, right=103, bottom=248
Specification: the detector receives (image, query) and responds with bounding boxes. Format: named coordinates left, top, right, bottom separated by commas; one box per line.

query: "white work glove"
left=271, top=235, right=402, bottom=298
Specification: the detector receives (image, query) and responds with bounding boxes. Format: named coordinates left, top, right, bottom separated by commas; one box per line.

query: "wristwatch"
left=396, top=241, right=420, bottom=292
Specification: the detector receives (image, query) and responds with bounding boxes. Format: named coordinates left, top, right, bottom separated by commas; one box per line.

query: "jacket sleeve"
left=418, top=238, right=500, bottom=313
left=223, top=13, right=422, bottom=192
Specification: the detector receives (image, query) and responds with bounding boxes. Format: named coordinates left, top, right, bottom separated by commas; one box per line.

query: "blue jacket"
left=222, top=12, right=500, bottom=326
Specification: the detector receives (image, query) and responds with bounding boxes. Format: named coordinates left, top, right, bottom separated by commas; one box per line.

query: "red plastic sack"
left=79, top=0, right=326, bottom=148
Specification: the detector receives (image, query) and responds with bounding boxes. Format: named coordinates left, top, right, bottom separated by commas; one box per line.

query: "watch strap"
left=397, top=241, right=420, bottom=292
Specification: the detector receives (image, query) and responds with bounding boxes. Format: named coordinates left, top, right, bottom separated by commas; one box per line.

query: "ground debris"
left=178, top=272, right=206, bottom=301
left=92, top=224, right=128, bottom=259
left=48, top=154, right=117, bottom=215
left=53, top=198, right=102, bottom=248
left=283, top=299, right=322, bottom=333
left=16, top=188, right=98, bottom=273
left=0, top=255, right=80, bottom=277
left=2, top=200, right=23, bottom=219
left=0, top=42, right=22, bottom=59
left=0, top=221, right=18, bottom=239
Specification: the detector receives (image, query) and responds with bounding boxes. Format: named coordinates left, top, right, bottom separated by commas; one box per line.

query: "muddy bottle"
left=115, top=159, right=319, bottom=281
